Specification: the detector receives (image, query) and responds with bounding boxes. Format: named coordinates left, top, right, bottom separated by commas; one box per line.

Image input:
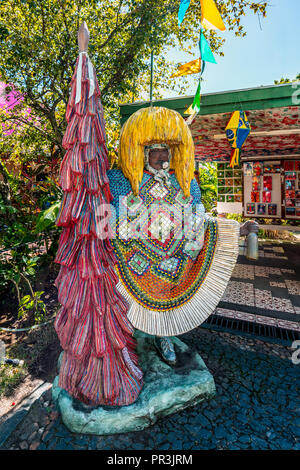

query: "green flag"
left=199, top=31, right=217, bottom=64
left=192, top=80, right=201, bottom=113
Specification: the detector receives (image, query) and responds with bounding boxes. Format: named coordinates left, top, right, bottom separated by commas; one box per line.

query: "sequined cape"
left=107, top=169, right=240, bottom=336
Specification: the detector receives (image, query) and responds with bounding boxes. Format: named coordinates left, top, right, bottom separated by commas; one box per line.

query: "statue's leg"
left=153, top=336, right=176, bottom=366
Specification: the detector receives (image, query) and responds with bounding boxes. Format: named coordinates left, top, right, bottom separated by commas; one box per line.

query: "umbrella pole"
left=150, top=49, right=154, bottom=107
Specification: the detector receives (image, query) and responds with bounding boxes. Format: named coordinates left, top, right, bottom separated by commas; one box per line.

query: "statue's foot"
left=154, top=336, right=176, bottom=366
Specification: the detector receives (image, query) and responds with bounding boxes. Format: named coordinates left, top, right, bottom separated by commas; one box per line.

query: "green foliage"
left=35, top=201, right=60, bottom=233
left=224, top=212, right=247, bottom=223
left=18, top=290, right=46, bottom=323
left=0, top=362, right=27, bottom=398
left=197, top=162, right=217, bottom=211
left=0, top=0, right=269, bottom=159
left=274, top=73, right=300, bottom=85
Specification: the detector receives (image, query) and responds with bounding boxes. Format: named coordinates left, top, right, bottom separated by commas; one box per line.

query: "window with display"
left=284, top=161, right=300, bottom=218
left=217, top=162, right=242, bottom=204
left=243, top=160, right=282, bottom=218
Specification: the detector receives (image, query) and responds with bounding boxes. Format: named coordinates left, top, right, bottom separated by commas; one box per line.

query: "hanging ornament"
left=225, top=111, right=251, bottom=168
left=200, top=0, right=226, bottom=31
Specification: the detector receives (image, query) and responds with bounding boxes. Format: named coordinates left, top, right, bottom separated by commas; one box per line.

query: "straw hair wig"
left=118, top=106, right=195, bottom=196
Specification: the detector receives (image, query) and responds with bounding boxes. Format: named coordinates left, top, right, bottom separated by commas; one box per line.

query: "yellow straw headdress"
left=118, top=106, right=195, bottom=196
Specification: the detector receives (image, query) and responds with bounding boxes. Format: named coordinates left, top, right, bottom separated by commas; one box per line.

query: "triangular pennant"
left=200, top=0, right=226, bottom=31
left=171, top=58, right=201, bottom=78
left=184, top=102, right=195, bottom=115
left=192, top=80, right=201, bottom=113
left=184, top=80, right=201, bottom=116
left=199, top=31, right=217, bottom=64
left=178, top=0, right=191, bottom=26
left=225, top=110, right=240, bottom=130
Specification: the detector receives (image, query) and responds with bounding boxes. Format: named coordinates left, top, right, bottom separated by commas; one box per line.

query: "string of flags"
left=174, top=0, right=225, bottom=123
left=173, top=0, right=249, bottom=166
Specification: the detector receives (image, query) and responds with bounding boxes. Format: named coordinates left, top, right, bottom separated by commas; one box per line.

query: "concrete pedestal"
left=52, top=331, right=216, bottom=435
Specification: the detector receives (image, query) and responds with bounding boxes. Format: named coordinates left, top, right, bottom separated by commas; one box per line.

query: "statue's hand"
left=240, top=220, right=259, bottom=237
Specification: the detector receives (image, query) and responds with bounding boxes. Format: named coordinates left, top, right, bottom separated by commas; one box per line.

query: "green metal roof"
left=119, top=83, right=298, bottom=125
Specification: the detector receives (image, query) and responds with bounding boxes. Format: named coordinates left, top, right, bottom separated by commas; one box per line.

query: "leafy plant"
left=197, top=162, right=217, bottom=212
left=0, top=362, right=27, bottom=398
left=18, top=290, right=46, bottom=323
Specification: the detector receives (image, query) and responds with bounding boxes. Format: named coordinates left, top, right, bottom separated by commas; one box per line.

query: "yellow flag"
left=200, top=0, right=226, bottom=31
left=225, top=110, right=240, bottom=130
left=171, top=58, right=201, bottom=78
left=184, top=103, right=195, bottom=115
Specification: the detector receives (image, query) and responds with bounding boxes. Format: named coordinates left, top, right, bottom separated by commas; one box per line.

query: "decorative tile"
left=255, top=289, right=273, bottom=309
left=269, top=282, right=286, bottom=288
left=285, top=280, right=300, bottom=295
left=232, top=264, right=255, bottom=280
left=277, top=320, right=300, bottom=332
left=215, top=308, right=256, bottom=322
left=269, top=267, right=282, bottom=276
left=215, top=308, right=300, bottom=331
left=272, top=297, right=295, bottom=313
left=222, top=281, right=255, bottom=306
left=254, top=266, right=269, bottom=278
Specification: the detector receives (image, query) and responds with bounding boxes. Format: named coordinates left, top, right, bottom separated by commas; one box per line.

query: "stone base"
left=52, top=331, right=216, bottom=435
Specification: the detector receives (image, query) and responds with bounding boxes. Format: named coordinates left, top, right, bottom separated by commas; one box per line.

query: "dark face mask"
left=148, top=149, right=169, bottom=170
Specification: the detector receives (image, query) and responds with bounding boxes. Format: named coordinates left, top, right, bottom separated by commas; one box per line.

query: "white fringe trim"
left=116, top=218, right=240, bottom=337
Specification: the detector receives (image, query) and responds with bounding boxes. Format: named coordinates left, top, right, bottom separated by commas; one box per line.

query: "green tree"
left=0, top=0, right=269, bottom=158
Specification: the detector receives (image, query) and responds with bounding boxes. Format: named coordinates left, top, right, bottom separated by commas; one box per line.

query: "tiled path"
left=1, top=328, right=299, bottom=451
left=217, top=241, right=300, bottom=333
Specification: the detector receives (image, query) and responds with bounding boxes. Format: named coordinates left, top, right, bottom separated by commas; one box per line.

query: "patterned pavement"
left=0, top=240, right=299, bottom=451
left=215, top=241, right=300, bottom=334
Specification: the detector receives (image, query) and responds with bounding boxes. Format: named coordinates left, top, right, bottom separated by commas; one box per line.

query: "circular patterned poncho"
left=107, top=169, right=240, bottom=337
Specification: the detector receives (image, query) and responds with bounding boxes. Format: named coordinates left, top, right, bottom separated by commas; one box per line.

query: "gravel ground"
left=1, top=327, right=299, bottom=451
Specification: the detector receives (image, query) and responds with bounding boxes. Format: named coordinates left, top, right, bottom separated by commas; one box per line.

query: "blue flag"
left=178, top=0, right=190, bottom=26
left=199, top=30, right=217, bottom=64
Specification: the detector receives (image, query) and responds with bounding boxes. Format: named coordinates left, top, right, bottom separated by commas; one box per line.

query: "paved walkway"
left=216, top=241, right=300, bottom=335
left=1, top=328, right=299, bottom=450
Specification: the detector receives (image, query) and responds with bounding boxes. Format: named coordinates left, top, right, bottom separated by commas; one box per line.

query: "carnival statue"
left=54, top=24, right=258, bottom=409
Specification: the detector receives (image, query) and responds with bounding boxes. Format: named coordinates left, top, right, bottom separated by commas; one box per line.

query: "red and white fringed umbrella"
left=54, top=23, right=143, bottom=406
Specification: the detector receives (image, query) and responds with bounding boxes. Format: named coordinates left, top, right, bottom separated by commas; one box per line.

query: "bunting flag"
left=171, top=58, right=201, bottom=78
left=200, top=0, right=226, bottom=31
left=184, top=30, right=216, bottom=120
left=225, top=111, right=251, bottom=167
left=184, top=80, right=201, bottom=124
left=199, top=30, right=217, bottom=64
left=178, top=0, right=191, bottom=26
left=191, top=80, right=201, bottom=113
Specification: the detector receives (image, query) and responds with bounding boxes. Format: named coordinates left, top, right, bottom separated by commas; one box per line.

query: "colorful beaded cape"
left=108, top=169, right=240, bottom=336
